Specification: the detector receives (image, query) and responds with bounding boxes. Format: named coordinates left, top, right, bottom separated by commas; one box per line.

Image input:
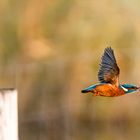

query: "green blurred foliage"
left=1, top=0, right=140, bottom=140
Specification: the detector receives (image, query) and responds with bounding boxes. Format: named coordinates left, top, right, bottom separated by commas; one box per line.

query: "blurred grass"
left=0, top=0, right=140, bottom=140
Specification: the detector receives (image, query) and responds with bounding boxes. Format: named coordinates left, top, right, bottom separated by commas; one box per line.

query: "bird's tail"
left=81, top=89, right=91, bottom=93
left=81, top=84, right=97, bottom=93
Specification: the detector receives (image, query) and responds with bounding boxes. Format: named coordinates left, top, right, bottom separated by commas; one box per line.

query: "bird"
left=81, top=47, right=140, bottom=97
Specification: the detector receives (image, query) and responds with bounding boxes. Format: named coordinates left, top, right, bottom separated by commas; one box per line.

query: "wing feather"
left=98, top=47, right=120, bottom=86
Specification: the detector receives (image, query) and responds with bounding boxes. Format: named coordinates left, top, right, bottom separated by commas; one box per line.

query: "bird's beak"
left=137, top=87, right=140, bottom=91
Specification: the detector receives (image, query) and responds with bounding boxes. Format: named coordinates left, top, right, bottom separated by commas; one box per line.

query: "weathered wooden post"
left=0, top=88, right=18, bottom=140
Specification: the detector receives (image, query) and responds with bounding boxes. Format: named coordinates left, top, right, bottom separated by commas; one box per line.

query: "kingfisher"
left=81, top=47, right=140, bottom=97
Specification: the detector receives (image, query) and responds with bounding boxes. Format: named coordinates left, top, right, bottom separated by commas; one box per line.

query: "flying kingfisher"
left=81, top=47, right=140, bottom=97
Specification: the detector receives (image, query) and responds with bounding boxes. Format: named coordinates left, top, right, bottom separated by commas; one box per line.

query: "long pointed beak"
left=137, top=87, right=140, bottom=91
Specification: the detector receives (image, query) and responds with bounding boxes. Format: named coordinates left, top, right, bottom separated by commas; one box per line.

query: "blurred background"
left=1, top=0, right=140, bottom=140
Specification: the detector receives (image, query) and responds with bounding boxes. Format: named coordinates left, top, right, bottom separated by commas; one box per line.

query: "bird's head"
left=120, top=84, right=140, bottom=94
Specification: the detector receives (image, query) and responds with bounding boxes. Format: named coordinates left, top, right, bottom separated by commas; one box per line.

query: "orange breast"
left=92, top=84, right=125, bottom=97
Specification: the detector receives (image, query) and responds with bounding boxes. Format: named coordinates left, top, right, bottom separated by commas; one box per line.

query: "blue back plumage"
left=82, top=83, right=105, bottom=93
left=81, top=84, right=98, bottom=93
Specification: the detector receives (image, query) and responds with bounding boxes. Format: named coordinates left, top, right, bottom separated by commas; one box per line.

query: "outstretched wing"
left=98, top=47, right=120, bottom=86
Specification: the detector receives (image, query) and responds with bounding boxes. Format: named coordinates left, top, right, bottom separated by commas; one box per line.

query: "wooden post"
left=0, top=89, right=18, bottom=140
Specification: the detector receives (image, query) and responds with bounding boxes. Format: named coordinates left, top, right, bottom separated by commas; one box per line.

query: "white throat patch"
left=121, top=86, right=128, bottom=92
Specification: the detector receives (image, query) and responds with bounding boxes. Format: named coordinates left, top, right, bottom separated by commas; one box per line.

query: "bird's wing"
left=98, top=47, right=120, bottom=86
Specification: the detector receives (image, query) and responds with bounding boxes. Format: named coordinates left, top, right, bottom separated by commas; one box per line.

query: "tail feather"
left=81, top=89, right=90, bottom=93
left=81, top=84, right=98, bottom=94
